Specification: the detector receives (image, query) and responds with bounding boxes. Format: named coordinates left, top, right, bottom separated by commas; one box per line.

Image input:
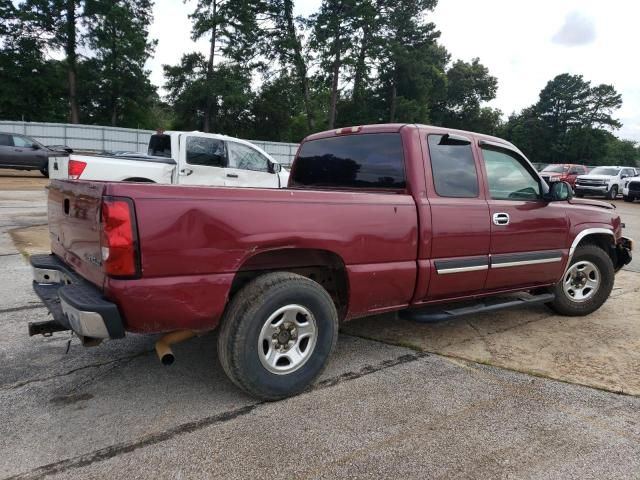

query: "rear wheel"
left=40, top=167, right=49, bottom=178
left=575, top=192, right=584, bottom=198
left=606, top=185, right=618, bottom=200
left=547, top=244, right=614, bottom=316
left=217, top=272, right=339, bottom=400
left=623, top=195, right=634, bottom=203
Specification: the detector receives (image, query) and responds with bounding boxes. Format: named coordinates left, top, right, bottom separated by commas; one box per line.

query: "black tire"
left=217, top=272, right=339, bottom=400
left=607, top=185, right=618, bottom=200
left=623, top=195, right=634, bottom=203
left=40, top=167, right=49, bottom=178
left=575, top=192, right=584, bottom=198
left=547, top=244, right=614, bottom=316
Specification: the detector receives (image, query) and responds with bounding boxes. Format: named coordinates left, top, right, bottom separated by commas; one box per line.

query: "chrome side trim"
left=437, top=265, right=489, bottom=275
left=491, top=257, right=563, bottom=269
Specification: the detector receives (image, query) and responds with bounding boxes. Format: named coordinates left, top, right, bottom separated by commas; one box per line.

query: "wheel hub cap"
left=259, top=305, right=318, bottom=375
left=563, top=260, right=600, bottom=302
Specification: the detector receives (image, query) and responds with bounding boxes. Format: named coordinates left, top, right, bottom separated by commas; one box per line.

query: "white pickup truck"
left=49, top=131, right=290, bottom=188
left=574, top=166, right=637, bottom=200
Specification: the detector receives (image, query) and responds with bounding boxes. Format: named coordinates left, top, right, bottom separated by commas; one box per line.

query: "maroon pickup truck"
left=30, top=124, right=632, bottom=399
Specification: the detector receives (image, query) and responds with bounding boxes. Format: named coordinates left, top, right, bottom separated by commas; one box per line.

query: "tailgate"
left=48, top=180, right=106, bottom=288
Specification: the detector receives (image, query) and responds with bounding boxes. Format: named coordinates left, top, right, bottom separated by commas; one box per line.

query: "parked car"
left=622, top=168, right=640, bottom=202
left=49, top=131, right=290, bottom=188
left=574, top=166, right=637, bottom=199
left=0, top=132, right=70, bottom=177
left=539, top=164, right=588, bottom=189
left=29, top=124, right=633, bottom=400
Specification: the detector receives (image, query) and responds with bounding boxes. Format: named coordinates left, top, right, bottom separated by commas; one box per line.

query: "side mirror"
left=621, top=174, right=628, bottom=179
left=271, top=162, right=282, bottom=173
left=547, top=181, right=573, bottom=201
left=31, top=144, right=40, bottom=150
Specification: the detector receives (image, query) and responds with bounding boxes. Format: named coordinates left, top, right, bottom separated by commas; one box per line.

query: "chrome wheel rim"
left=258, top=304, right=317, bottom=375
left=563, top=260, right=600, bottom=302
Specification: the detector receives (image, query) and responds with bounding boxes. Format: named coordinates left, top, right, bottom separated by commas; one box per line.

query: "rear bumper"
left=30, top=254, right=125, bottom=341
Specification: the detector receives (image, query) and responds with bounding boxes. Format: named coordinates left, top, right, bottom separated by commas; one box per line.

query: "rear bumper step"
left=30, top=254, right=125, bottom=342
left=400, top=292, right=555, bottom=323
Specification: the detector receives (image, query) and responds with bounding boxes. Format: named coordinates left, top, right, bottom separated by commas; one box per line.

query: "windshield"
left=589, top=167, right=620, bottom=176
left=542, top=164, right=567, bottom=173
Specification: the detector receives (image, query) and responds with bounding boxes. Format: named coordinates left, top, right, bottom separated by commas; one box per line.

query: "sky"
left=148, top=0, right=640, bottom=141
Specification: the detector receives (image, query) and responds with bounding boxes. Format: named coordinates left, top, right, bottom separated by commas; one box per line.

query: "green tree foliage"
left=431, top=58, right=502, bottom=135
left=164, top=53, right=253, bottom=135
left=187, top=0, right=259, bottom=132
left=82, top=0, right=157, bottom=127
left=501, top=73, right=633, bottom=166
left=19, top=0, right=85, bottom=122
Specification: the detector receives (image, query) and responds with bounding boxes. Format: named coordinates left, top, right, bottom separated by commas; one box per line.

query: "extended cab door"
left=177, top=134, right=227, bottom=186
left=420, top=132, right=491, bottom=301
left=225, top=140, right=281, bottom=188
left=479, top=142, right=568, bottom=290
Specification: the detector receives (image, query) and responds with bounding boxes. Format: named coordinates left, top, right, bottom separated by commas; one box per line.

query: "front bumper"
left=575, top=185, right=608, bottom=195
left=614, top=237, right=633, bottom=271
left=30, top=254, right=125, bottom=343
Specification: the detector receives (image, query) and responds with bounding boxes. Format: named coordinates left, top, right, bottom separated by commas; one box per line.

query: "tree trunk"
left=284, top=0, right=314, bottom=131
left=203, top=0, right=218, bottom=133
left=65, top=0, right=79, bottom=123
left=328, top=47, right=341, bottom=129
left=389, top=82, right=397, bottom=122
left=353, top=23, right=370, bottom=101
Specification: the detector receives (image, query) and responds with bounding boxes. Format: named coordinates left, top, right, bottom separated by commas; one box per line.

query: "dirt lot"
left=1, top=169, right=639, bottom=478
left=0, top=170, right=48, bottom=191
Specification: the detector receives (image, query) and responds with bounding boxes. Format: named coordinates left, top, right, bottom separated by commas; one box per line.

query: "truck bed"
left=49, top=180, right=419, bottom=332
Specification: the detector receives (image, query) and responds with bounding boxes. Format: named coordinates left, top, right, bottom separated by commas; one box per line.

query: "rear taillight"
left=68, top=159, right=87, bottom=179
left=100, top=197, right=140, bottom=277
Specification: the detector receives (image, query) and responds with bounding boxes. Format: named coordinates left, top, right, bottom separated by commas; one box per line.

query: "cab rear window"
left=290, top=133, right=406, bottom=190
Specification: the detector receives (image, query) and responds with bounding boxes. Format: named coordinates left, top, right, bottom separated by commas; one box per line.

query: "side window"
left=623, top=168, right=634, bottom=178
left=427, top=134, right=479, bottom=198
left=0, top=134, right=13, bottom=146
left=13, top=135, right=33, bottom=148
left=568, top=166, right=580, bottom=175
left=227, top=142, right=270, bottom=172
left=186, top=137, right=225, bottom=167
left=482, top=148, right=541, bottom=200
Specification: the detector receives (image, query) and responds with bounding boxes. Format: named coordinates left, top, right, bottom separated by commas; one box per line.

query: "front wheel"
left=623, top=195, right=634, bottom=203
left=607, top=185, right=618, bottom=200
left=217, top=272, right=339, bottom=400
left=40, top=167, right=49, bottom=178
left=547, top=244, right=614, bottom=316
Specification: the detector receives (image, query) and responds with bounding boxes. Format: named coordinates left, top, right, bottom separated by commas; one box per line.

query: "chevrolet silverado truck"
left=49, top=131, right=290, bottom=188
left=29, top=124, right=633, bottom=400
left=574, top=166, right=637, bottom=199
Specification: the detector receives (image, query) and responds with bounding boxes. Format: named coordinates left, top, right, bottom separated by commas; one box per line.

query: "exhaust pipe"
left=155, top=330, right=195, bottom=366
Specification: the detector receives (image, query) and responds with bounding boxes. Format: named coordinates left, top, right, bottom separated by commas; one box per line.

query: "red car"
left=540, top=163, right=589, bottom=188
left=29, top=124, right=632, bottom=399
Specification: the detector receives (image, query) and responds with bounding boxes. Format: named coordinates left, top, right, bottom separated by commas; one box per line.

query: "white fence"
left=0, top=120, right=300, bottom=166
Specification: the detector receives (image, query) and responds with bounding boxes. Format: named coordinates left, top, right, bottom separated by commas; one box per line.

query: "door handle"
left=226, top=173, right=238, bottom=178
left=492, top=213, right=510, bottom=226
left=180, top=168, right=193, bottom=176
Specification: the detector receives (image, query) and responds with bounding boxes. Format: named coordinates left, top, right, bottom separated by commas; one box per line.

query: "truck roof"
left=302, top=123, right=517, bottom=148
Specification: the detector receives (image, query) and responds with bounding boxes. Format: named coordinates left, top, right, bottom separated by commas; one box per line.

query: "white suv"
left=622, top=168, right=640, bottom=202
left=575, top=166, right=637, bottom=200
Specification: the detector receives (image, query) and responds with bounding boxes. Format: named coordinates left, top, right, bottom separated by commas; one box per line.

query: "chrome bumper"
left=30, top=254, right=124, bottom=343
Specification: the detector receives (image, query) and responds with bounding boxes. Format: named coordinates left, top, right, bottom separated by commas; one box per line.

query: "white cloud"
left=552, top=11, right=596, bottom=46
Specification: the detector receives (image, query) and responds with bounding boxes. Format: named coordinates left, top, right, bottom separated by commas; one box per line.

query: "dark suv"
left=0, top=132, right=69, bottom=177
